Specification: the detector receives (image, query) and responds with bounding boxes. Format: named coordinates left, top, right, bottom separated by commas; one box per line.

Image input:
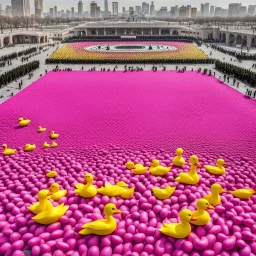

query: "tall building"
left=122, top=7, right=125, bottom=14
left=112, top=2, right=118, bottom=16
left=179, top=5, right=191, bottom=18
left=35, top=0, right=43, bottom=18
left=150, top=1, right=155, bottom=16
left=201, top=4, right=204, bottom=16
left=204, top=3, right=210, bottom=16
left=104, top=0, right=108, bottom=11
left=191, top=7, right=197, bottom=18
left=158, top=7, right=168, bottom=17
left=142, top=2, right=149, bottom=15
left=54, top=6, right=57, bottom=17
left=78, top=1, right=83, bottom=16
left=248, top=5, right=256, bottom=16
left=210, top=6, right=214, bottom=16
left=11, top=0, right=35, bottom=17
left=228, top=3, right=240, bottom=17
left=171, top=6, right=179, bottom=17
left=135, top=6, right=141, bottom=15
left=49, top=7, right=54, bottom=16
left=71, top=7, right=75, bottom=17
left=96, top=6, right=100, bottom=17
left=66, top=9, right=71, bottom=18
left=214, top=7, right=221, bottom=16
left=239, top=6, right=247, bottom=16
left=90, top=1, right=97, bottom=18
left=221, top=8, right=228, bottom=17
left=5, top=6, right=12, bottom=16
left=129, top=6, right=134, bottom=16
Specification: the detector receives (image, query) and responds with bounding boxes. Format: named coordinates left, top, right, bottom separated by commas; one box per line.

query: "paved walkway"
left=0, top=42, right=256, bottom=104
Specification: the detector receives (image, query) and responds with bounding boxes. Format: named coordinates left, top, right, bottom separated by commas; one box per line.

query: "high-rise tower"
left=104, top=0, right=108, bottom=12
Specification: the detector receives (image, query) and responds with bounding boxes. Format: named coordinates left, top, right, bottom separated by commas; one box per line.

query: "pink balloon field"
left=0, top=71, right=256, bottom=256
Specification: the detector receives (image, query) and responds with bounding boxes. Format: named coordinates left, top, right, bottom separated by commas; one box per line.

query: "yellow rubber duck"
left=79, top=203, right=122, bottom=235
left=51, top=141, right=58, bottom=148
left=204, top=159, right=227, bottom=175
left=97, top=181, right=134, bottom=199
left=32, top=190, right=69, bottom=225
left=190, top=199, right=214, bottom=226
left=172, top=148, right=185, bottom=167
left=229, top=189, right=255, bottom=199
left=24, top=144, right=36, bottom=152
left=149, top=160, right=172, bottom=176
left=75, top=173, right=97, bottom=198
left=38, top=126, right=47, bottom=132
left=204, top=184, right=226, bottom=206
left=28, top=189, right=53, bottom=215
left=152, top=185, right=176, bottom=200
left=47, top=183, right=67, bottom=201
left=18, top=117, right=31, bottom=127
left=175, top=155, right=201, bottom=185
left=159, top=209, right=197, bottom=238
left=50, top=131, right=59, bottom=139
left=2, top=144, right=16, bottom=156
left=126, top=161, right=148, bottom=175
left=43, top=142, right=51, bottom=149
left=46, top=171, right=57, bottom=178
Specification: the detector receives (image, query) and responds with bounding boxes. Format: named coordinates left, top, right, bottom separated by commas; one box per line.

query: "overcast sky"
left=1, top=0, right=256, bottom=12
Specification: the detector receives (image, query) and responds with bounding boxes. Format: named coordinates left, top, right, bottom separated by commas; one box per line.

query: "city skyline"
left=1, top=0, right=256, bottom=12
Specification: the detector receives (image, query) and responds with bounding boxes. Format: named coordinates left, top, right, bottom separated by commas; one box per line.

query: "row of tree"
left=0, top=61, right=40, bottom=88
left=215, top=60, right=256, bottom=88
left=211, top=45, right=256, bottom=60
left=46, top=58, right=214, bottom=65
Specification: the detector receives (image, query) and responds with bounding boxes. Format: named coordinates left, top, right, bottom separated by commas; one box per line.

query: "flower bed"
left=49, top=42, right=208, bottom=62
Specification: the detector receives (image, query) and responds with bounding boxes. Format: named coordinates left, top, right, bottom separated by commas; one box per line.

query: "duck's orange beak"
left=191, top=215, right=197, bottom=221
left=82, top=179, right=87, bottom=184
left=223, top=162, right=227, bottom=166
left=195, top=163, right=201, bottom=167
left=220, top=189, right=227, bottom=194
left=207, top=204, right=214, bottom=210
left=114, top=209, right=122, bottom=214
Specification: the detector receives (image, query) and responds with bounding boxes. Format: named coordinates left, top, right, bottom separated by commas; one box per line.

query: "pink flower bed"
left=0, top=71, right=256, bottom=256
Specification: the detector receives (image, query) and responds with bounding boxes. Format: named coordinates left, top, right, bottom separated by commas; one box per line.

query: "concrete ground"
left=0, top=42, right=256, bottom=104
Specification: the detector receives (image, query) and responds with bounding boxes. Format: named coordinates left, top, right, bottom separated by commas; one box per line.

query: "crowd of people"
left=0, top=47, right=38, bottom=62
left=0, top=61, right=40, bottom=88
left=215, top=60, right=256, bottom=88
left=46, top=58, right=214, bottom=65
left=211, top=45, right=256, bottom=61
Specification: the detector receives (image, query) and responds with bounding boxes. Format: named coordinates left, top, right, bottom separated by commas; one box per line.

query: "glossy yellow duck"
left=32, top=190, right=69, bottom=225
left=175, top=155, right=201, bottom=185
left=75, top=173, right=97, bottom=198
left=47, top=183, right=67, bottom=201
left=28, top=189, right=53, bottom=214
left=229, top=189, right=255, bottom=199
left=204, top=184, right=226, bottom=206
left=79, top=203, right=122, bottom=235
left=97, top=181, right=134, bottom=199
left=2, top=144, right=16, bottom=156
left=172, top=148, right=185, bottom=167
left=46, top=171, right=57, bottom=178
left=149, top=160, right=172, bottom=176
left=24, top=144, right=36, bottom=152
left=126, top=161, right=148, bottom=175
left=50, top=131, right=59, bottom=139
left=43, top=142, right=51, bottom=149
left=51, top=141, right=58, bottom=148
left=152, top=185, right=176, bottom=200
left=18, top=117, right=31, bottom=127
left=204, top=159, right=227, bottom=175
left=190, top=199, right=214, bottom=226
left=38, top=126, right=47, bottom=132
left=159, top=209, right=197, bottom=238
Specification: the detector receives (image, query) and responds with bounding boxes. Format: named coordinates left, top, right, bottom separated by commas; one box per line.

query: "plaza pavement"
left=0, top=42, right=256, bottom=104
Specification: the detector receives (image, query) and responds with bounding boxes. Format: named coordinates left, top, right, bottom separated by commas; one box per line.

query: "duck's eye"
left=188, top=214, right=191, bottom=216
left=112, top=208, right=115, bottom=210
left=206, top=203, right=208, bottom=205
